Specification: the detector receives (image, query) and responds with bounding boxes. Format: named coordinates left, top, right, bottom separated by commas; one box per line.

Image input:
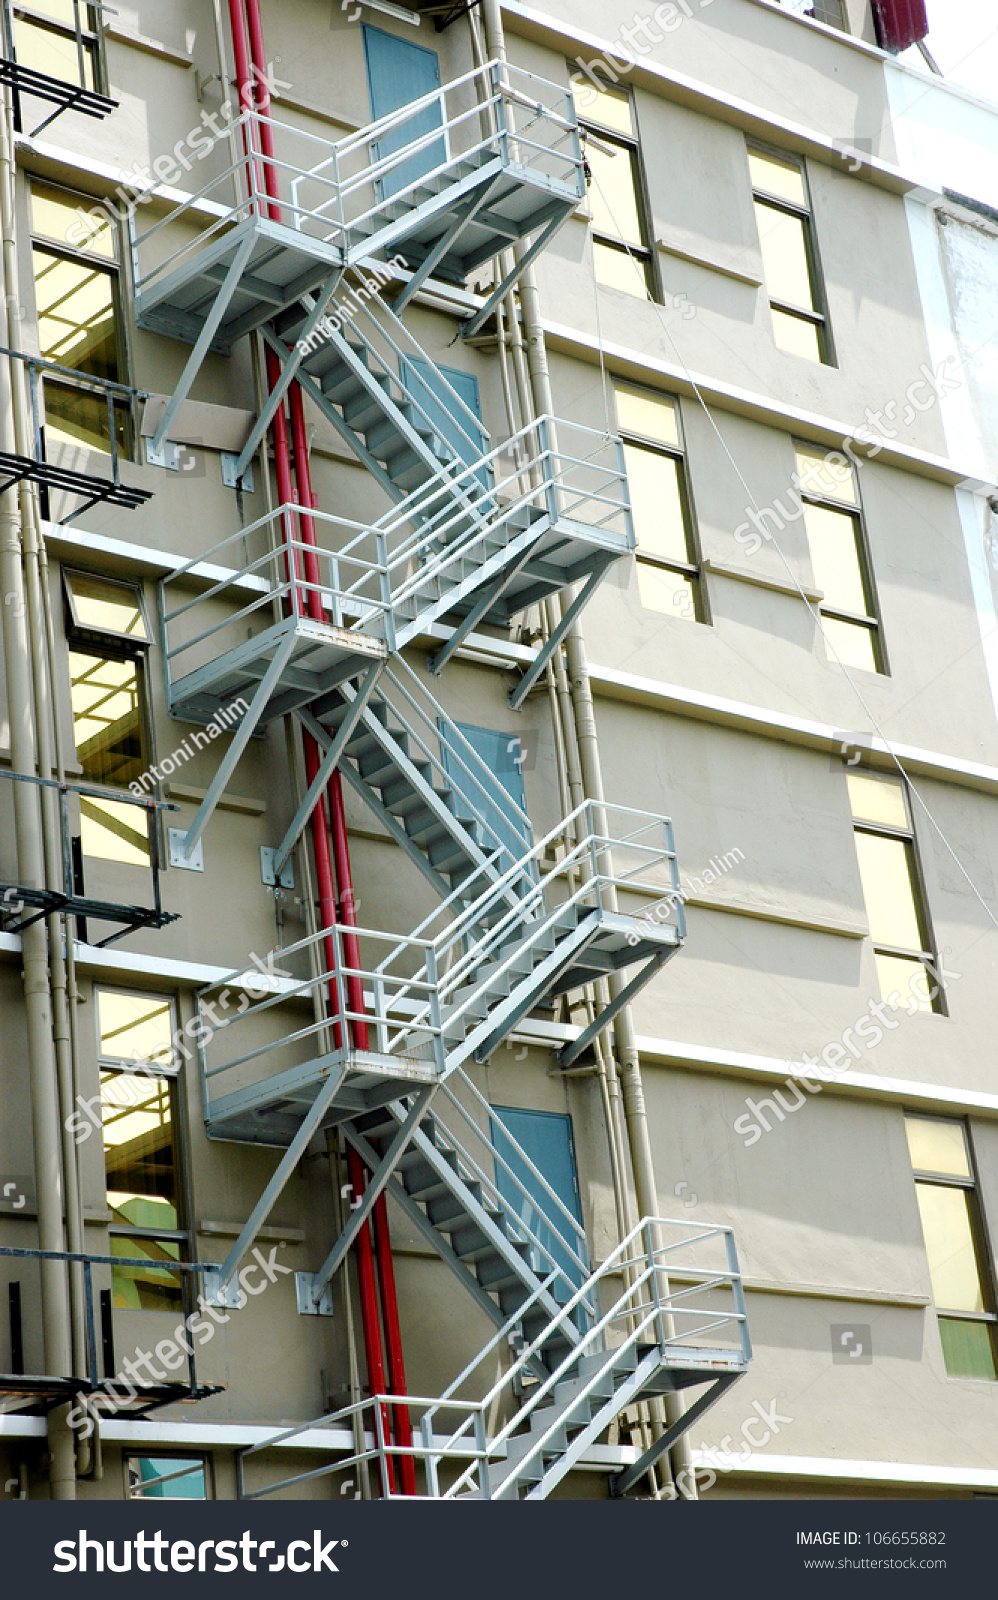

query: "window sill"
left=704, top=557, right=822, bottom=603
left=656, top=238, right=763, bottom=289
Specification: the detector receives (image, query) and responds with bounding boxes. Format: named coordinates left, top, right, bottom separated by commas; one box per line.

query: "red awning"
left=871, top=0, right=929, bottom=53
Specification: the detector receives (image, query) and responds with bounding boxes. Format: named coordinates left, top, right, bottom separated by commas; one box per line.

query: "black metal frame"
left=749, top=141, right=836, bottom=367
left=0, top=1242, right=224, bottom=1414
left=0, top=345, right=152, bottom=520
left=1, top=0, right=116, bottom=136
left=0, top=768, right=180, bottom=945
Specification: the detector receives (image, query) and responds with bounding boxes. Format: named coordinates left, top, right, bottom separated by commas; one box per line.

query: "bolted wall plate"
left=201, top=1270, right=243, bottom=1309
left=260, top=846, right=294, bottom=889
left=169, top=828, right=205, bottom=871
left=221, top=452, right=255, bottom=491
left=296, top=1272, right=334, bottom=1317
left=146, top=439, right=180, bottom=471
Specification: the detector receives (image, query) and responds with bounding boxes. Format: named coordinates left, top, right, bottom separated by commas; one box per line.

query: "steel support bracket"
left=295, top=1272, right=335, bottom=1316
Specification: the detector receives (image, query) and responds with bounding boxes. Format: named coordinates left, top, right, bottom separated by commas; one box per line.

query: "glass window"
left=849, top=775, right=941, bottom=1013
left=65, top=570, right=148, bottom=642
left=101, top=1067, right=183, bottom=1312
left=30, top=181, right=131, bottom=460
left=796, top=445, right=883, bottom=674
left=616, top=385, right=704, bottom=624
left=12, top=2, right=104, bottom=95
left=906, top=1116, right=997, bottom=1381
left=777, top=0, right=847, bottom=28
left=750, top=147, right=832, bottom=364
left=98, top=988, right=176, bottom=1070
left=127, top=1457, right=209, bottom=1500
left=571, top=77, right=656, bottom=301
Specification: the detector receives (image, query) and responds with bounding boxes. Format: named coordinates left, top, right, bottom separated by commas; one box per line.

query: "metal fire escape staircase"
left=145, top=56, right=750, bottom=1494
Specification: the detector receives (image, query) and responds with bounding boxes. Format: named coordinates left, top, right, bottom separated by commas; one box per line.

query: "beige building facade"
left=1, top=0, right=997, bottom=1504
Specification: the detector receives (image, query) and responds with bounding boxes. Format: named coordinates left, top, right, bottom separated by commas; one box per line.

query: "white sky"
left=898, top=0, right=998, bottom=102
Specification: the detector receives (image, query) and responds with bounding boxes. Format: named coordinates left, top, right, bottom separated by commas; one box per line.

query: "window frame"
left=615, top=385, right=709, bottom=626
left=848, top=773, right=945, bottom=1015
left=29, top=176, right=135, bottom=462
left=571, top=72, right=660, bottom=303
left=778, top=0, right=847, bottom=28
left=906, top=1115, right=998, bottom=1380
left=749, top=142, right=835, bottom=366
left=10, top=2, right=109, bottom=99
left=96, top=990, right=195, bottom=1317
left=795, top=444, right=887, bottom=674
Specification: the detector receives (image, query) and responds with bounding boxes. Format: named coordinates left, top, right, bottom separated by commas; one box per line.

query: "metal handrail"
left=0, top=342, right=144, bottom=489
left=234, top=1217, right=749, bottom=1501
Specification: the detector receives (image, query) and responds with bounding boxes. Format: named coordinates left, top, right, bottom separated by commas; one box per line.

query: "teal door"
left=400, top=356, right=489, bottom=481
left=489, top=1106, right=587, bottom=1292
left=439, top=720, right=533, bottom=881
left=363, top=26, right=445, bottom=199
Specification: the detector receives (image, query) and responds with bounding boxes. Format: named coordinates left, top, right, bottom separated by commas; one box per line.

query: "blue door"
left=489, top=1106, right=587, bottom=1293
left=400, top=356, right=488, bottom=481
left=439, top=720, right=533, bottom=881
left=363, top=27, right=445, bottom=199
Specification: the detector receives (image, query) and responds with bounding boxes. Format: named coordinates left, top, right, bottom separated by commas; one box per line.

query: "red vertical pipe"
left=347, top=1146, right=396, bottom=1497
left=238, top=0, right=412, bottom=1492
left=373, top=1193, right=417, bottom=1495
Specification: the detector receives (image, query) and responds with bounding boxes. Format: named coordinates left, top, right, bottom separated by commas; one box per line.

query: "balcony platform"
left=167, top=613, right=388, bottom=731
left=206, top=1044, right=440, bottom=1148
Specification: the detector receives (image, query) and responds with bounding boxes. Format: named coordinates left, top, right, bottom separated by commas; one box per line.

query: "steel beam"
left=151, top=233, right=256, bottom=455
left=232, top=273, right=344, bottom=481
left=608, top=1371, right=743, bottom=1497
left=207, top=1065, right=350, bottom=1302
left=273, top=663, right=383, bottom=878
left=180, top=631, right=297, bottom=859
left=558, top=950, right=668, bottom=1068
left=393, top=185, right=497, bottom=315
left=508, top=553, right=615, bottom=711
left=461, top=212, right=565, bottom=340
left=308, top=1087, right=436, bottom=1303
left=426, top=539, right=539, bottom=675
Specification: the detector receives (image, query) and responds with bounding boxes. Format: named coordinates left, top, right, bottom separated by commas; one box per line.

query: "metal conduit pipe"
left=0, top=79, right=75, bottom=1497
left=346, top=1145, right=396, bottom=1497
left=477, top=0, right=696, bottom=1500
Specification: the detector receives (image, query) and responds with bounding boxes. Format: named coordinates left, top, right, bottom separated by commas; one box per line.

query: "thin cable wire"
left=586, top=169, right=998, bottom=938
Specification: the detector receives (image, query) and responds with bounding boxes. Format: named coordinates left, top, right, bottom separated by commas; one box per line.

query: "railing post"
left=373, top=973, right=387, bottom=1056
left=82, top=1257, right=98, bottom=1385
left=421, top=1413, right=440, bottom=1498
left=475, top=1407, right=491, bottom=1500
left=426, top=944, right=444, bottom=1075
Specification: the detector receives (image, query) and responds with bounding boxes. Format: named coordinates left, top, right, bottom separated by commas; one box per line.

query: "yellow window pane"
left=795, top=445, right=857, bottom=505
left=80, top=797, right=150, bottom=865
left=875, top=953, right=935, bottom=1014
left=847, top=774, right=908, bottom=829
left=615, top=386, right=679, bottom=447
left=820, top=616, right=878, bottom=672
left=755, top=202, right=813, bottom=310
left=101, top=1068, right=178, bottom=1226
left=593, top=240, right=649, bottom=298
left=98, top=989, right=175, bottom=1068
left=14, top=17, right=96, bottom=92
left=31, top=182, right=115, bottom=259
left=26, top=0, right=81, bottom=24
left=854, top=831, right=923, bottom=951
left=915, top=1183, right=985, bottom=1313
left=938, top=1318, right=997, bottom=1380
left=636, top=562, right=697, bottom=621
left=70, top=649, right=144, bottom=785
left=748, top=149, right=807, bottom=207
left=572, top=80, right=633, bottom=136
left=803, top=504, right=867, bottom=615
left=44, top=379, right=130, bottom=459
left=587, top=142, right=642, bottom=244
left=623, top=443, right=689, bottom=563
left=906, top=1117, right=971, bottom=1179
left=772, top=308, right=822, bottom=363
left=33, top=248, right=119, bottom=381
left=68, top=573, right=148, bottom=639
